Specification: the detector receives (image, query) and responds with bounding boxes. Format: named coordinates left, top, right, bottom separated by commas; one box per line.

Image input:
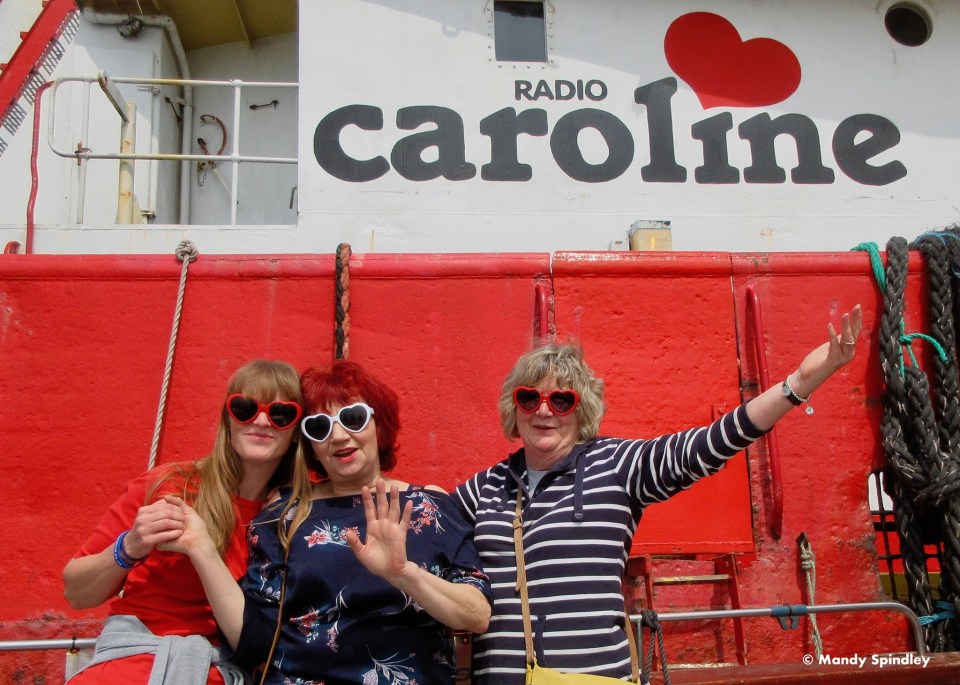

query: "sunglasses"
left=513, top=386, right=580, bottom=416
left=301, top=402, right=375, bottom=443
left=226, top=394, right=303, bottom=430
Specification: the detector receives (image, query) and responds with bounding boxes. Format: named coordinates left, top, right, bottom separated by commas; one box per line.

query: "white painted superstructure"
left=0, top=0, right=955, bottom=254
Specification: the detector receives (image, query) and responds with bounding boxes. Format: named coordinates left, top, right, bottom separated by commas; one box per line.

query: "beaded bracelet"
left=113, top=530, right=147, bottom=570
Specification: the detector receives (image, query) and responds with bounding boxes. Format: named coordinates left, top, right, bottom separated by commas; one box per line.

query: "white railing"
left=45, top=73, right=298, bottom=225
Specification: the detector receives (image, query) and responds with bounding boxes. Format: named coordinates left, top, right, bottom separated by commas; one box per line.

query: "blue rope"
left=918, top=600, right=956, bottom=626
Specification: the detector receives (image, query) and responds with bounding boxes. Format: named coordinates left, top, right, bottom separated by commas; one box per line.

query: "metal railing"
left=45, top=73, right=298, bottom=225
left=0, top=601, right=928, bottom=678
left=630, top=600, right=928, bottom=668
left=0, top=637, right=96, bottom=652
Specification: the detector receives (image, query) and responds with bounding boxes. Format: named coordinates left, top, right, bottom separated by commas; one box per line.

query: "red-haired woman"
left=172, top=360, right=491, bottom=685
left=63, top=359, right=305, bottom=685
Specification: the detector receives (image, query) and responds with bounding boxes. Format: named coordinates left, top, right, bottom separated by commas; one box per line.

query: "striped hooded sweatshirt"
left=453, top=403, right=766, bottom=684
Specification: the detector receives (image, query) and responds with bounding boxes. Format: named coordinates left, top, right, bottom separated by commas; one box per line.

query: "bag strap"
left=259, top=512, right=294, bottom=685
left=452, top=630, right=473, bottom=685
left=624, top=587, right=640, bottom=683
left=512, top=494, right=537, bottom=668
left=512, top=490, right=640, bottom=682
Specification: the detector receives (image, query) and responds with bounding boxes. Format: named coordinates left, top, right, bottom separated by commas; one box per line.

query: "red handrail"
left=745, top=284, right=783, bottom=540
left=535, top=280, right=550, bottom=342
left=26, top=80, right=54, bottom=254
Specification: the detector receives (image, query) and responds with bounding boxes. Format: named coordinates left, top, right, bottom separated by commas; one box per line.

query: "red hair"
left=300, top=361, right=401, bottom=475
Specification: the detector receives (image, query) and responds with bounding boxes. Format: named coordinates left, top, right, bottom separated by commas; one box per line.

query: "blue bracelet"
left=113, top=531, right=146, bottom=570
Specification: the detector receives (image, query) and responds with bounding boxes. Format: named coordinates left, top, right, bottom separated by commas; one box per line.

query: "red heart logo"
left=664, top=12, right=801, bottom=109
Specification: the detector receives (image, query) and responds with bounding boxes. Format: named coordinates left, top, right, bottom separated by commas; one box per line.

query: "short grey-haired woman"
left=454, top=305, right=862, bottom=684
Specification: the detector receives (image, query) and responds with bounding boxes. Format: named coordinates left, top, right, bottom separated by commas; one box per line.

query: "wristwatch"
left=781, top=375, right=809, bottom=406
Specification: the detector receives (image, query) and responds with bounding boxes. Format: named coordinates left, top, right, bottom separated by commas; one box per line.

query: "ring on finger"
left=840, top=338, right=856, bottom=345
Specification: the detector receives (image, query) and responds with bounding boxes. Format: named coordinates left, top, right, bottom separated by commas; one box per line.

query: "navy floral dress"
left=235, top=486, right=492, bottom=685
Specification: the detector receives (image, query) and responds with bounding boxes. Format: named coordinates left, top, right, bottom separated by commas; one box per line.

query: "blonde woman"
left=63, top=359, right=306, bottom=685
left=456, top=306, right=863, bottom=684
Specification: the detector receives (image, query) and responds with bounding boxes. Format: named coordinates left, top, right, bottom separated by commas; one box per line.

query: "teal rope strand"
left=919, top=600, right=956, bottom=626
left=851, top=241, right=949, bottom=376
left=852, top=241, right=886, bottom=290
left=900, top=333, right=949, bottom=374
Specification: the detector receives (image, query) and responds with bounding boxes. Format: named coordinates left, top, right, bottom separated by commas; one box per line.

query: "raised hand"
left=345, top=479, right=414, bottom=582
left=795, top=304, right=864, bottom=392
left=746, top=304, right=864, bottom=431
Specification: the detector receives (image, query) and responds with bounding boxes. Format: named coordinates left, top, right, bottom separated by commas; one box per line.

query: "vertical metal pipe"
left=76, top=79, right=91, bottom=223
left=116, top=101, right=137, bottom=224
left=230, top=80, right=242, bottom=225
left=146, top=73, right=162, bottom=220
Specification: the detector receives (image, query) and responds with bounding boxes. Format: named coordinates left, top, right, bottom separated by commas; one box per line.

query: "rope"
left=852, top=241, right=887, bottom=290
left=860, top=233, right=960, bottom=651
left=639, top=609, right=671, bottom=685
left=335, top=243, right=351, bottom=360
left=912, top=230, right=960, bottom=646
left=875, top=237, right=946, bottom=650
left=854, top=241, right=949, bottom=375
left=920, top=600, right=957, bottom=626
left=797, top=533, right=823, bottom=658
left=147, top=241, right=198, bottom=470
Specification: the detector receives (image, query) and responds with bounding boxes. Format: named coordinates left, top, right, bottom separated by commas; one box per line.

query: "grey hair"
left=498, top=342, right=605, bottom=442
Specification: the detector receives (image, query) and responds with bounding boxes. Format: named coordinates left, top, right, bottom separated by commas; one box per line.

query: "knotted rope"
left=640, top=609, right=671, bottom=685
left=797, top=533, right=823, bottom=658
left=335, top=243, right=351, bottom=360
left=148, top=241, right=198, bottom=470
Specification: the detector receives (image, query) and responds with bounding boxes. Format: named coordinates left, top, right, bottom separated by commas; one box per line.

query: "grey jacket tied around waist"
left=70, top=614, right=249, bottom=685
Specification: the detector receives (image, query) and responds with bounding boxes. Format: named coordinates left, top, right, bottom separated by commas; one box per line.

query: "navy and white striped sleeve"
left=454, top=473, right=482, bottom=524
left=621, top=403, right=767, bottom=507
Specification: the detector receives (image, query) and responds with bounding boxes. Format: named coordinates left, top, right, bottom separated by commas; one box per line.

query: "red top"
left=77, top=464, right=262, bottom=639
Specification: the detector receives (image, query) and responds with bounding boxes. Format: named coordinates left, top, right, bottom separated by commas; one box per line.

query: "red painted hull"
left=0, top=249, right=951, bottom=681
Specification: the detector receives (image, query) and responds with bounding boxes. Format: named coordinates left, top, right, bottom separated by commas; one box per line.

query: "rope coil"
left=147, top=241, right=198, bottom=470
left=858, top=232, right=960, bottom=651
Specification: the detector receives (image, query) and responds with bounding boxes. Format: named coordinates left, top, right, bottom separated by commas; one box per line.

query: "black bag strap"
left=258, top=508, right=294, bottom=685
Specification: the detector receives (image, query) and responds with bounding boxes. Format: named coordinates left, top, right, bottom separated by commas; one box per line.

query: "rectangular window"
left=494, top=1, right=546, bottom=62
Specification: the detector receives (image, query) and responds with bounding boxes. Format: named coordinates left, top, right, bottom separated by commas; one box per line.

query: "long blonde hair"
left=149, top=359, right=305, bottom=554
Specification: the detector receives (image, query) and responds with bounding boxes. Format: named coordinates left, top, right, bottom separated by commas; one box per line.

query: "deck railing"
left=0, top=601, right=926, bottom=682
left=44, top=73, right=298, bottom=226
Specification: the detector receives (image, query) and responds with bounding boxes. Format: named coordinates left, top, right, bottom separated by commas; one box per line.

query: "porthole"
left=884, top=3, right=932, bottom=47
